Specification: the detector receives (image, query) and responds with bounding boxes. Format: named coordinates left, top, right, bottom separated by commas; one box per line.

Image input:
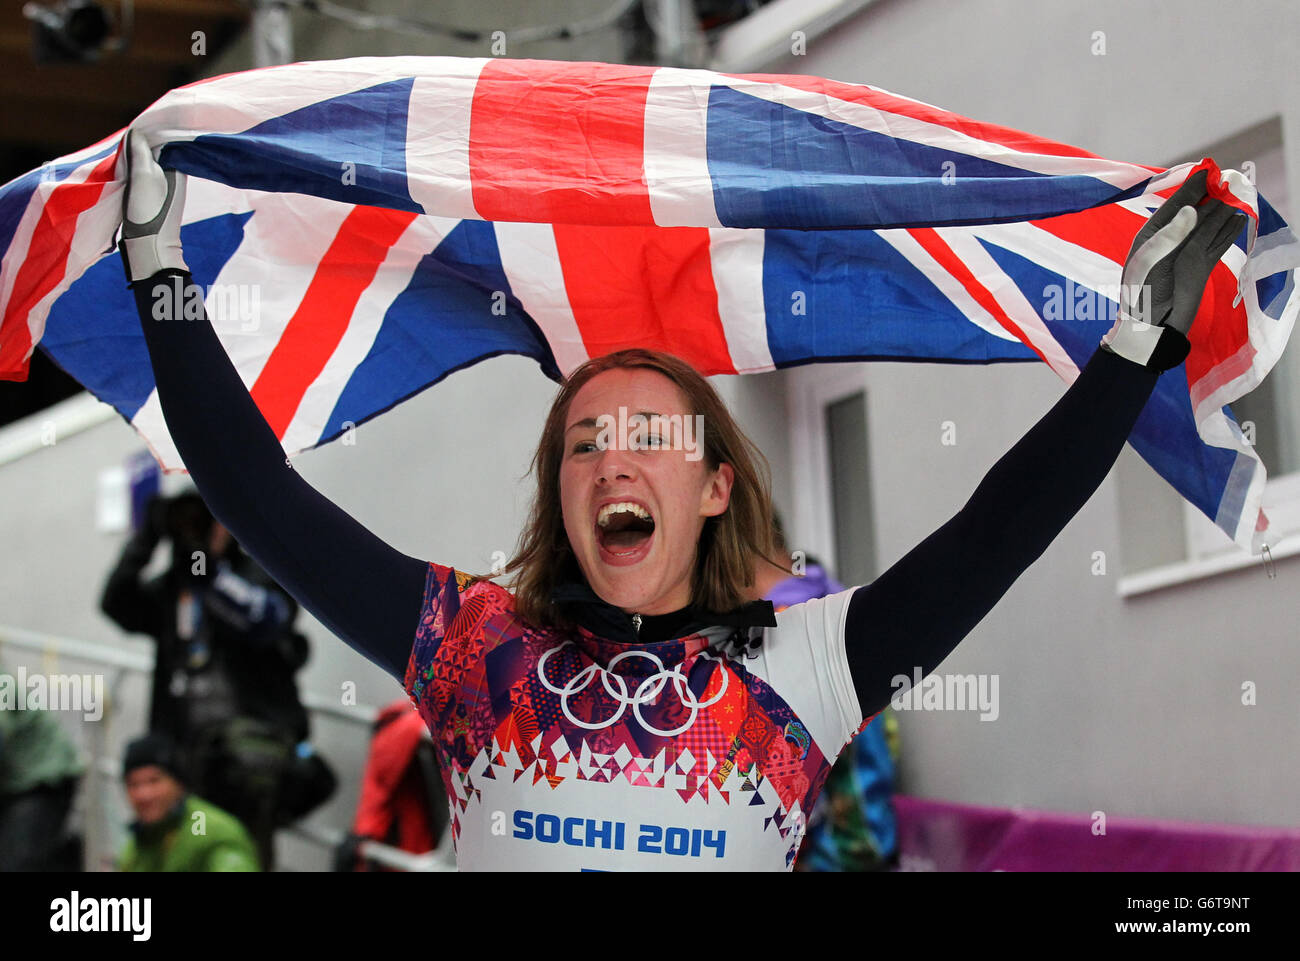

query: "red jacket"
left=352, top=700, right=441, bottom=860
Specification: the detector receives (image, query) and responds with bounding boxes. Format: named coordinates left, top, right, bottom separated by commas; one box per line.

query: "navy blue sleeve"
left=131, top=270, right=429, bottom=683
left=844, top=345, right=1161, bottom=718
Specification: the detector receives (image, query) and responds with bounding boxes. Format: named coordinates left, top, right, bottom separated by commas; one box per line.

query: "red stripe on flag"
left=1029, top=202, right=1145, bottom=264
left=909, top=227, right=1045, bottom=362
left=468, top=60, right=655, bottom=226
left=1033, top=199, right=1251, bottom=388
left=0, top=149, right=120, bottom=381
left=250, top=206, right=416, bottom=438
left=726, top=72, right=1157, bottom=167
left=551, top=224, right=735, bottom=374
left=1185, top=261, right=1253, bottom=395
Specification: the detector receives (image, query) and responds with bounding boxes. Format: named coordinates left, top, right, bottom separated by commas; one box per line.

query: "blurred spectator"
left=100, top=489, right=315, bottom=868
left=754, top=520, right=900, bottom=872
left=334, top=700, right=447, bottom=871
left=0, top=668, right=84, bottom=871
left=118, top=733, right=260, bottom=872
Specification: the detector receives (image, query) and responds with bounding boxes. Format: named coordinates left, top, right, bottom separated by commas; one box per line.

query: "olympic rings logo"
left=536, top=643, right=728, bottom=737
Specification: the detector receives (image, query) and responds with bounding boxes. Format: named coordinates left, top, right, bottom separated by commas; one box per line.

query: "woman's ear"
left=701, top=462, right=735, bottom=518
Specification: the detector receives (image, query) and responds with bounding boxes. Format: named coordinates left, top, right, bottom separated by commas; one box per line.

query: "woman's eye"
left=569, top=435, right=664, bottom=453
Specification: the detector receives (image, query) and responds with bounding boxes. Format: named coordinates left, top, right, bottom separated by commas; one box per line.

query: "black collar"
left=550, top=579, right=776, bottom=644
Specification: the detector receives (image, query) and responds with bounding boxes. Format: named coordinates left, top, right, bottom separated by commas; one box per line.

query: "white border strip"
left=644, top=67, right=723, bottom=228
left=494, top=221, right=589, bottom=377
left=708, top=227, right=773, bottom=372
left=405, top=60, right=490, bottom=221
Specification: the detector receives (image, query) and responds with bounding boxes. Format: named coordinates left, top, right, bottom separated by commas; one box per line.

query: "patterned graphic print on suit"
left=405, top=562, right=864, bottom=871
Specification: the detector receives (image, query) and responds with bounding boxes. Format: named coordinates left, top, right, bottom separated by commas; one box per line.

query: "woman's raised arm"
left=842, top=169, right=1247, bottom=719
left=121, top=132, right=428, bottom=683
left=843, top=343, right=1159, bottom=718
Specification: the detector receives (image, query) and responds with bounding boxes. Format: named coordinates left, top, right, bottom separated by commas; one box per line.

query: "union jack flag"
left=1, top=57, right=1296, bottom=551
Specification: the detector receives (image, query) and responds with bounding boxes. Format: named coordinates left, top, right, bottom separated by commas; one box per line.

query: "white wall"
left=770, top=0, right=1299, bottom=827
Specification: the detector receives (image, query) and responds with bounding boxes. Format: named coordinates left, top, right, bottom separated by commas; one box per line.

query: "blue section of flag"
left=160, top=80, right=422, bottom=214
left=320, top=219, right=560, bottom=443
left=1254, top=197, right=1292, bottom=317
left=705, top=86, right=1134, bottom=230
left=40, top=212, right=251, bottom=421
left=761, top=227, right=1038, bottom=367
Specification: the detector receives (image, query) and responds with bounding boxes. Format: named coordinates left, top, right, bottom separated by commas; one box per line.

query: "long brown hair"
left=481, top=349, right=780, bottom=629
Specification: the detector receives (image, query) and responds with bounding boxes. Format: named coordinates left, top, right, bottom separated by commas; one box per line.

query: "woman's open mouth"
left=595, top=501, right=656, bottom=565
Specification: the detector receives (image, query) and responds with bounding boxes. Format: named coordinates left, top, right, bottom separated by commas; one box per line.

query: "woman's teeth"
left=596, top=501, right=653, bottom=527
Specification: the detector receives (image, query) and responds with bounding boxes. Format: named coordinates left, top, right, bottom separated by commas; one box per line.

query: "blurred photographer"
left=100, top=489, right=323, bottom=867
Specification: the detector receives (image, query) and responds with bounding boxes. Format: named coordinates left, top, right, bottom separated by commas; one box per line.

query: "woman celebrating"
left=117, top=131, right=1243, bottom=871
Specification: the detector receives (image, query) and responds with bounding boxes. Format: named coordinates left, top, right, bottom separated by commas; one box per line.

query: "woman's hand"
left=118, top=129, right=189, bottom=283
left=1102, top=168, right=1247, bottom=370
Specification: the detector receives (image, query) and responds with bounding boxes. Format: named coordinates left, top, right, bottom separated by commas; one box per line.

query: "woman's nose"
left=595, top=446, right=637, bottom=484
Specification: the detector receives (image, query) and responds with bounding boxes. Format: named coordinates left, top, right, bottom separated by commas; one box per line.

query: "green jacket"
left=119, top=794, right=260, bottom=872
left=0, top=690, right=84, bottom=795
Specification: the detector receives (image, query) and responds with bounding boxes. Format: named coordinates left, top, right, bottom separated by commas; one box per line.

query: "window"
left=825, top=391, right=875, bottom=586
left=787, top=363, right=876, bottom=587
left=1117, top=118, right=1299, bottom=592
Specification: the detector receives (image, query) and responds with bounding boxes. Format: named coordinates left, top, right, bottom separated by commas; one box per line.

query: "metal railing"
left=287, top=819, right=456, bottom=872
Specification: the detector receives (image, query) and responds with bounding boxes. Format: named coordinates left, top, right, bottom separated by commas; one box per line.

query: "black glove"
left=118, top=128, right=188, bottom=283
left=1101, top=168, right=1248, bottom=370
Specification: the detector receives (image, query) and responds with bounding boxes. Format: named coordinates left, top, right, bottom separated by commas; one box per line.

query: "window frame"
left=1119, top=120, right=1298, bottom=594
left=787, top=362, right=873, bottom=576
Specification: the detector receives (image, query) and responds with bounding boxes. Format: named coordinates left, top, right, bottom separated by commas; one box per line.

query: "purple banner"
left=895, top=795, right=1300, bottom=871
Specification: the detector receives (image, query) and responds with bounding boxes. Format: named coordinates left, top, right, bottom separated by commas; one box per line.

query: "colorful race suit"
left=406, top=564, right=863, bottom=871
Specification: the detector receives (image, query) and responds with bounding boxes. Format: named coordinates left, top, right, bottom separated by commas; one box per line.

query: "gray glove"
left=118, top=129, right=189, bottom=283
left=1102, top=168, right=1247, bottom=370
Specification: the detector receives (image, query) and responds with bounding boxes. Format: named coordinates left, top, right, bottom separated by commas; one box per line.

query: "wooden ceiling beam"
left=0, top=60, right=183, bottom=109
left=0, top=98, right=138, bottom=154
left=0, top=8, right=246, bottom=65
left=122, top=0, right=247, bottom=17
left=2, top=0, right=248, bottom=26
left=0, top=3, right=249, bottom=157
